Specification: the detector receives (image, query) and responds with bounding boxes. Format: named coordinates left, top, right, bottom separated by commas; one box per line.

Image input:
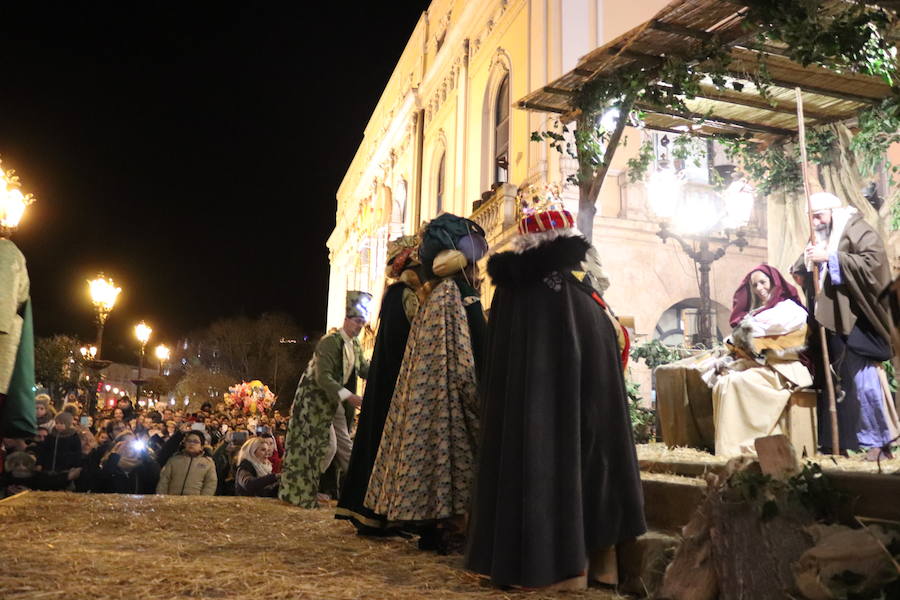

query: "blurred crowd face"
left=253, top=441, right=272, bottom=462
left=113, top=408, right=125, bottom=421
left=183, top=433, right=204, bottom=457
left=36, top=404, right=48, bottom=420
left=35, top=428, right=48, bottom=443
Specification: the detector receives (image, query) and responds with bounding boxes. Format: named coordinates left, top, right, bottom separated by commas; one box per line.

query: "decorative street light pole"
left=656, top=223, right=748, bottom=347
left=644, top=134, right=756, bottom=348
left=155, top=344, right=170, bottom=376
left=133, top=321, right=152, bottom=405
left=87, top=275, right=121, bottom=358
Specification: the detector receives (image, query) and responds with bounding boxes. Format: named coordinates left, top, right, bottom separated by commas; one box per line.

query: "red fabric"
left=518, top=210, right=574, bottom=234
left=728, top=263, right=803, bottom=327
left=591, top=291, right=629, bottom=370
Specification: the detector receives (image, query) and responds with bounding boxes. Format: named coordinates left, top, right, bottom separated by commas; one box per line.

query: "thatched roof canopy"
left=518, top=0, right=898, bottom=140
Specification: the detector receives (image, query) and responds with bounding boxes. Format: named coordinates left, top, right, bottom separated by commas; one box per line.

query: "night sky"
left=0, top=2, right=430, bottom=362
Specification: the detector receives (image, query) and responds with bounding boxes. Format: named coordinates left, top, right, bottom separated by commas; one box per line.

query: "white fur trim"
left=512, top=227, right=580, bottom=253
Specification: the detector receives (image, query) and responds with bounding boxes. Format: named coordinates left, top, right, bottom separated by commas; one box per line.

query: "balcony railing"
left=469, top=182, right=519, bottom=249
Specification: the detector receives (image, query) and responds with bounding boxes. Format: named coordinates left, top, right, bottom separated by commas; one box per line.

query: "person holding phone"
left=96, top=432, right=160, bottom=494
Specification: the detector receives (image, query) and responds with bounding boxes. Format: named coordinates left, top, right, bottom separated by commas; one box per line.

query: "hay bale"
left=0, top=492, right=622, bottom=600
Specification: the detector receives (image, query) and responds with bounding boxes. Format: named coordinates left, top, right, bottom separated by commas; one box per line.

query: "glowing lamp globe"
left=721, top=180, right=755, bottom=229
left=646, top=166, right=684, bottom=220
left=135, top=321, right=152, bottom=345
left=88, top=276, right=121, bottom=314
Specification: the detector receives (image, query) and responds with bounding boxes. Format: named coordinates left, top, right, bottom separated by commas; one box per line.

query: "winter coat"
left=96, top=453, right=160, bottom=494
left=35, top=430, right=82, bottom=473
left=212, top=441, right=238, bottom=496
left=234, top=459, right=278, bottom=497
left=156, top=452, right=217, bottom=496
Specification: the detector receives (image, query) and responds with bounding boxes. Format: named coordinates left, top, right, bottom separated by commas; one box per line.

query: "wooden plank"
left=636, top=102, right=796, bottom=136
left=516, top=100, right=567, bottom=114
left=649, top=18, right=713, bottom=41
left=542, top=86, right=576, bottom=96
left=691, top=86, right=835, bottom=121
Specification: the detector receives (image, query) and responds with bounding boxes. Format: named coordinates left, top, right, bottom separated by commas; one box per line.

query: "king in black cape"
left=335, top=281, right=415, bottom=532
left=465, top=235, right=646, bottom=588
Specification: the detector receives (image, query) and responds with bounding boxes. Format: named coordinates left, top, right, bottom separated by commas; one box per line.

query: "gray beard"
left=814, top=225, right=831, bottom=244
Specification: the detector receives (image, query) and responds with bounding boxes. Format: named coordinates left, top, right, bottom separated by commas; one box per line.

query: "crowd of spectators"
left=0, top=394, right=287, bottom=499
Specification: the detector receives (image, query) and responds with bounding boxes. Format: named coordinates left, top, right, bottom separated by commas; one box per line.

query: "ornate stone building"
left=327, top=0, right=769, bottom=355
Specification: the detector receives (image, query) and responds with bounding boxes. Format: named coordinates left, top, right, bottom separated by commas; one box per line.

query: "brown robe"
left=794, top=213, right=893, bottom=345
left=792, top=213, right=895, bottom=451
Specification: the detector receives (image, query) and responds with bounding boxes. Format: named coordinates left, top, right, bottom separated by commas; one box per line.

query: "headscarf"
left=729, top=264, right=804, bottom=327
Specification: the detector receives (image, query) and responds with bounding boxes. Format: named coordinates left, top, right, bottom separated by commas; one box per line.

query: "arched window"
left=494, top=74, right=510, bottom=184
left=392, top=178, right=407, bottom=225
left=435, top=152, right=446, bottom=214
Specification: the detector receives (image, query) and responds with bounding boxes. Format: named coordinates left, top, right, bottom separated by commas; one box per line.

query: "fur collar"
left=488, top=235, right=590, bottom=287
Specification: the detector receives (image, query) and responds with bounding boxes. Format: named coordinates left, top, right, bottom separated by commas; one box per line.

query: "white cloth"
left=742, top=299, right=808, bottom=338
left=322, top=402, right=353, bottom=473
left=713, top=359, right=813, bottom=457
left=337, top=328, right=356, bottom=400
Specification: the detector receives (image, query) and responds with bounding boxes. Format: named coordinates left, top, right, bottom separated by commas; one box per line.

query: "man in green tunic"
left=278, top=291, right=371, bottom=508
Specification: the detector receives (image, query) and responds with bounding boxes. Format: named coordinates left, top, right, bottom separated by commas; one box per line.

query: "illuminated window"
left=494, top=73, right=509, bottom=184
left=435, top=152, right=446, bottom=214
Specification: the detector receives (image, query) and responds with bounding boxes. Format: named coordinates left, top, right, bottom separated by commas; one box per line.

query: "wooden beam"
left=543, top=86, right=576, bottom=96
left=691, top=86, right=834, bottom=121
left=649, top=19, right=713, bottom=41
left=574, top=67, right=595, bottom=77
left=517, top=100, right=567, bottom=114
left=636, top=102, right=796, bottom=136
left=731, top=71, right=880, bottom=104
left=641, top=124, right=739, bottom=140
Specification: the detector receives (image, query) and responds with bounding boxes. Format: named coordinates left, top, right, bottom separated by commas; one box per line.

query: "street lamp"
left=155, top=344, right=170, bottom=375
left=133, top=321, right=152, bottom=405
left=0, top=161, right=35, bottom=237
left=646, top=136, right=755, bottom=347
left=87, top=274, right=121, bottom=358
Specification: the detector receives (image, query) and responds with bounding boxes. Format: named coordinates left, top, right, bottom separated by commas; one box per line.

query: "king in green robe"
left=279, top=291, right=371, bottom=508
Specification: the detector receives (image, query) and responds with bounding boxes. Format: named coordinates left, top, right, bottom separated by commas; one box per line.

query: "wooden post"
left=795, top=87, right=840, bottom=455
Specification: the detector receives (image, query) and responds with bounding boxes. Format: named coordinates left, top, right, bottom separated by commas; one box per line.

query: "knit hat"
left=54, top=411, right=74, bottom=430
left=35, top=393, right=52, bottom=408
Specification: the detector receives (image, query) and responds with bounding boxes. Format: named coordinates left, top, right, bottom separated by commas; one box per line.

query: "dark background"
left=0, top=2, right=430, bottom=362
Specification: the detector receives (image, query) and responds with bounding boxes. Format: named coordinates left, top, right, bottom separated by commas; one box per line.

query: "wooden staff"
left=795, top=87, right=840, bottom=455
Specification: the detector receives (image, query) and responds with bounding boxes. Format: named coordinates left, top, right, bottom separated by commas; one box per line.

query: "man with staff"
left=793, top=188, right=898, bottom=457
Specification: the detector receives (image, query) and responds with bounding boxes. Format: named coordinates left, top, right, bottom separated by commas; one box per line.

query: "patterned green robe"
left=278, top=330, right=369, bottom=508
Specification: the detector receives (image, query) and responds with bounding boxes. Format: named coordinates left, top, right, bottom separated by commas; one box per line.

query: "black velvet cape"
left=336, top=282, right=413, bottom=530
left=465, top=235, right=646, bottom=588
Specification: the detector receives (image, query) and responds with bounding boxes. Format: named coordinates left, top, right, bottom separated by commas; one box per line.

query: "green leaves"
left=851, top=96, right=900, bottom=181
left=626, top=140, right=655, bottom=183
left=743, top=0, right=899, bottom=86
left=720, top=137, right=803, bottom=197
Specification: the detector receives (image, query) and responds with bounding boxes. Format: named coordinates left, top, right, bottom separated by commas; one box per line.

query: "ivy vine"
left=529, top=1, right=899, bottom=204
left=742, top=0, right=899, bottom=86
left=850, top=96, right=900, bottom=181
